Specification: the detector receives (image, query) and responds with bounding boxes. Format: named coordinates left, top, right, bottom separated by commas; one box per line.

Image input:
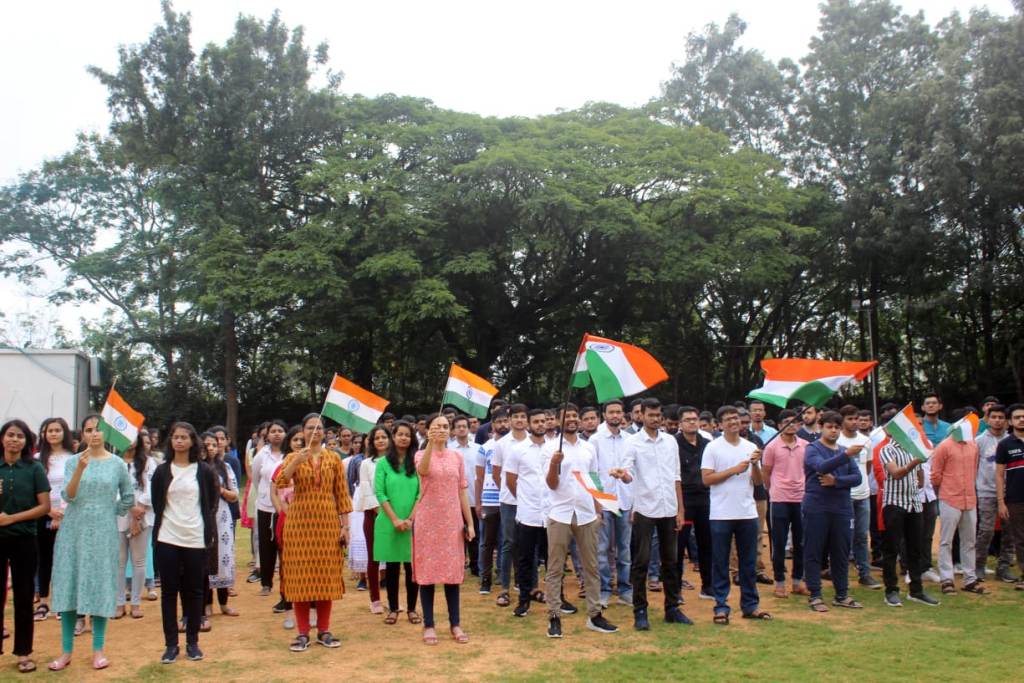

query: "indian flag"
left=99, top=387, right=144, bottom=453
left=883, top=403, right=933, bottom=462
left=570, top=333, right=668, bottom=403
left=322, top=374, right=389, bottom=433
left=573, top=471, right=621, bottom=516
left=442, top=364, right=499, bottom=418
left=747, top=358, right=878, bottom=409
left=947, top=413, right=980, bottom=443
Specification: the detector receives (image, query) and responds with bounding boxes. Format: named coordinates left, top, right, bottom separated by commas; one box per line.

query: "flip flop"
left=407, top=610, right=422, bottom=624
left=422, top=628, right=438, bottom=646
left=17, top=660, right=37, bottom=673
left=742, top=610, right=774, bottom=620
left=93, top=656, right=110, bottom=670
left=384, top=611, right=399, bottom=625
left=450, top=626, right=469, bottom=644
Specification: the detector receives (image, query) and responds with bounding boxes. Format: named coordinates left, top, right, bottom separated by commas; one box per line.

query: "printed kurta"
left=412, top=449, right=467, bottom=585
left=209, top=465, right=238, bottom=589
left=274, top=450, right=353, bottom=602
left=51, top=455, right=134, bottom=616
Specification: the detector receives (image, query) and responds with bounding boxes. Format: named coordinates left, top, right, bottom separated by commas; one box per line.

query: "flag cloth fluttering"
left=883, top=403, right=933, bottom=462
left=442, top=364, right=499, bottom=418
left=947, top=413, right=980, bottom=443
left=747, top=358, right=878, bottom=409
left=99, top=387, right=145, bottom=453
left=572, top=471, right=621, bottom=516
left=570, top=333, right=668, bottom=403
left=322, top=374, right=389, bottom=433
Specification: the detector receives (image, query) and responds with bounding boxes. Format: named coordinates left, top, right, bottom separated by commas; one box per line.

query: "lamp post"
left=852, top=298, right=879, bottom=423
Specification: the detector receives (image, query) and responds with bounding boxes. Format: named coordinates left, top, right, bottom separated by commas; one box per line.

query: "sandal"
left=178, top=617, right=186, bottom=633
left=791, top=585, right=811, bottom=596
left=962, top=582, right=986, bottom=594
left=773, top=587, right=788, bottom=599
left=808, top=598, right=829, bottom=613
left=384, top=611, right=399, bottom=625
left=713, top=612, right=729, bottom=625
left=941, top=581, right=957, bottom=595
left=496, top=592, right=510, bottom=607
left=47, top=656, right=72, bottom=672
left=33, top=604, right=49, bottom=621
left=17, top=659, right=37, bottom=673
left=220, top=606, right=240, bottom=617
left=113, top=605, right=126, bottom=619
left=742, top=610, right=774, bottom=620
left=530, top=590, right=546, bottom=604
left=832, top=597, right=863, bottom=609
left=74, top=618, right=87, bottom=636
left=93, top=656, right=110, bottom=671
left=450, top=626, right=469, bottom=644
left=423, top=628, right=438, bottom=646
left=407, top=610, right=422, bottom=624
left=199, top=617, right=211, bottom=632
left=130, top=606, right=144, bottom=619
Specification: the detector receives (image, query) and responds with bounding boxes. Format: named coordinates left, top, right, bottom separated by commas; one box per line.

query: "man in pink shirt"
left=930, top=409, right=985, bottom=595
left=762, top=409, right=810, bottom=599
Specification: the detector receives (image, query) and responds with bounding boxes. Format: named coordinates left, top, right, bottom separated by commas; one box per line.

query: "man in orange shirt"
left=930, top=409, right=985, bottom=595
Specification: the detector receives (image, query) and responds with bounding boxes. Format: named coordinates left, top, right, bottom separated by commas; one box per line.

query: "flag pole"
left=759, top=404, right=810, bottom=450
left=438, top=362, right=453, bottom=416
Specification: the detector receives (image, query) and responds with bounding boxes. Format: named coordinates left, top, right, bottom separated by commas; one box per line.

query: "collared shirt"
left=589, top=423, right=632, bottom=511
left=922, top=417, right=951, bottom=446
left=505, top=438, right=549, bottom=527
left=0, top=458, right=50, bottom=538
left=975, top=430, right=1006, bottom=498
left=451, top=439, right=480, bottom=507
left=477, top=438, right=500, bottom=507
left=797, top=426, right=821, bottom=443
left=838, top=432, right=872, bottom=501
left=701, top=436, right=758, bottom=520
left=762, top=436, right=807, bottom=503
left=752, top=424, right=778, bottom=443
left=492, top=432, right=527, bottom=505
left=542, top=437, right=599, bottom=526
left=929, top=439, right=979, bottom=510
left=880, top=443, right=923, bottom=512
left=622, top=429, right=680, bottom=519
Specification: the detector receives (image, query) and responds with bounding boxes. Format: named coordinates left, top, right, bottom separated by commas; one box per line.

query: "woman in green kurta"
left=374, top=421, right=421, bottom=624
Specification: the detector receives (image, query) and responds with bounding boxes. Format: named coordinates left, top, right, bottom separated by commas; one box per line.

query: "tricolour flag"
left=570, top=333, right=668, bottom=403
left=747, top=358, right=878, bottom=409
left=573, top=471, right=621, bottom=516
left=322, top=374, right=389, bottom=433
left=883, top=403, right=933, bottom=462
left=99, top=387, right=144, bottom=453
left=442, top=364, right=499, bottom=418
left=947, top=413, right=980, bottom=443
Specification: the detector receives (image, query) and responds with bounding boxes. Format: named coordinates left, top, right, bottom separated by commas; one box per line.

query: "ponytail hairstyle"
left=129, top=430, right=149, bottom=488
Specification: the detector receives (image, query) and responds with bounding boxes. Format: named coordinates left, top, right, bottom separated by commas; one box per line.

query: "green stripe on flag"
left=585, top=349, right=626, bottom=402
left=99, top=418, right=133, bottom=454
left=571, top=369, right=591, bottom=389
left=587, top=471, right=604, bottom=492
left=322, top=402, right=377, bottom=433
left=748, top=380, right=836, bottom=409
left=442, top=390, right=489, bottom=418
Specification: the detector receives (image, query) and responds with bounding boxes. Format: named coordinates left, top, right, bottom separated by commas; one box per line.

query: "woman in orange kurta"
left=273, top=413, right=352, bottom=652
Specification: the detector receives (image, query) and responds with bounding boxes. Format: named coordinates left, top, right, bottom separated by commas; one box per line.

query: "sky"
left=0, top=0, right=1014, bottom=339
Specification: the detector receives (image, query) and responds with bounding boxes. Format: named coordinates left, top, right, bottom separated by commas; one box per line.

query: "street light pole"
left=864, top=299, right=879, bottom=424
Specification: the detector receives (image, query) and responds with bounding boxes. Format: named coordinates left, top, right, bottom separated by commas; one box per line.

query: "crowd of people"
left=1, top=391, right=1022, bottom=672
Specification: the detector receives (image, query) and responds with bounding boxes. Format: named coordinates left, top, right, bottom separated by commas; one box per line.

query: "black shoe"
left=289, top=634, right=310, bottom=652
left=356, top=579, right=367, bottom=591
left=513, top=602, right=530, bottom=618
left=587, top=613, right=618, bottom=633
left=316, top=631, right=341, bottom=648
left=633, top=608, right=650, bottom=631
left=547, top=616, right=563, bottom=638
left=664, top=607, right=694, bottom=625
left=272, top=600, right=288, bottom=614
left=161, top=646, right=179, bottom=664
left=479, top=581, right=492, bottom=595
left=907, top=591, right=940, bottom=607
left=756, top=572, right=773, bottom=585
left=186, top=644, right=203, bottom=661
left=884, top=591, right=903, bottom=607
left=246, top=570, right=261, bottom=584
left=560, top=598, right=578, bottom=615
left=997, top=569, right=1020, bottom=583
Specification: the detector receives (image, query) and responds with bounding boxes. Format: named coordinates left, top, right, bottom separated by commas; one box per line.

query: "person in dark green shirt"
left=0, top=419, right=52, bottom=673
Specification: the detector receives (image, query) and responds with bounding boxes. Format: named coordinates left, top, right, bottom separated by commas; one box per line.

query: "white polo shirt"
left=589, top=423, right=632, bottom=511
left=492, top=431, right=527, bottom=505
left=622, top=428, right=681, bottom=519
left=504, top=438, right=549, bottom=527
left=542, top=436, right=599, bottom=526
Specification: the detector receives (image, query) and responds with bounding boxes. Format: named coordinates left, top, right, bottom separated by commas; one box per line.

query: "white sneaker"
left=904, top=573, right=910, bottom=584
left=985, top=567, right=995, bottom=575
left=283, top=614, right=295, bottom=629
left=922, top=569, right=941, bottom=583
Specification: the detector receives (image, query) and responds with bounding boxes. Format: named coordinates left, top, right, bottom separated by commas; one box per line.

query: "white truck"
left=0, top=348, right=95, bottom=433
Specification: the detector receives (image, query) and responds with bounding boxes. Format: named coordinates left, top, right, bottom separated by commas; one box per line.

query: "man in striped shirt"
left=879, top=442, right=940, bottom=607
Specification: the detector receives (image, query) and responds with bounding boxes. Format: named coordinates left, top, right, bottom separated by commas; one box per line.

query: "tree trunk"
left=222, top=308, right=239, bottom=451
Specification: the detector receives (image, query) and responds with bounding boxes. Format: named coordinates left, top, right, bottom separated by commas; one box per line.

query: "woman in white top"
left=354, top=425, right=391, bottom=615
left=33, top=417, right=74, bottom=622
left=115, top=432, right=157, bottom=619
left=251, top=420, right=288, bottom=603
left=150, top=422, right=219, bottom=665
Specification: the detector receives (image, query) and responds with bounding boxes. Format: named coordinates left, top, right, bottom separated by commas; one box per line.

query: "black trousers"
left=384, top=562, right=418, bottom=612
left=883, top=505, right=924, bottom=595
left=0, top=536, right=38, bottom=656
left=920, top=500, right=938, bottom=571
left=679, top=502, right=712, bottom=593
left=515, top=523, right=546, bottom=602
left=869, top=494, right=883, bottom=562
left=257, top=510, right=278, bottom=590
left=630, top=513, right=681, bottom=612
left=35, top=522, right=57, bottom=600
left=466, top=508, right=480, bottom=575
left=155, top=541, right=206, bottom=648
left=480, top=507, right=500, bottom=584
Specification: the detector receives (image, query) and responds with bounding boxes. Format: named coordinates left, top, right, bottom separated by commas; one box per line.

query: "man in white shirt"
left=837, top=405, right=880, bottom=589
left=491, top=403, right=529, bottom=607
left=612, top=398, right=691, bottom=630
left=541, top=404, right=618, bottom=637
left=451, top=415, right=481, bottom=577
left=476, top=408, right=511, bottom=594
left=591, top=399, right=633, bottom=607
left=701, top=405, right=770, bottom=623
left=506, top=409, right=553, bottom=617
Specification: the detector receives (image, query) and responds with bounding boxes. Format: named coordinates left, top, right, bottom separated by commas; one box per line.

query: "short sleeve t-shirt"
left=838, top=432, right=872, bottom=501
left=995, top=435, right=1024, bottom=504
left=701, top=437, right=758, bottom=521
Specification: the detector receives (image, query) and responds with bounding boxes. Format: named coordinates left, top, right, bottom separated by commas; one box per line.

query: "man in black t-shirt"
left=676, top=406, right=712, bottom=598
left=995, top=403, right=1024, bottom=590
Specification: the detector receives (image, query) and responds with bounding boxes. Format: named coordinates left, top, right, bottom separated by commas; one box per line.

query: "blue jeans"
left=710, top=518, right=759, bottom=616
left=770, top=502, right=803, bottom=584
left=597, top=509, right=632, bottom=597
left=803, top=509, right=852, bottom=600
left=499, top=503, right=517, bottom=589
left=852, top=498, right=871, bottom=579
